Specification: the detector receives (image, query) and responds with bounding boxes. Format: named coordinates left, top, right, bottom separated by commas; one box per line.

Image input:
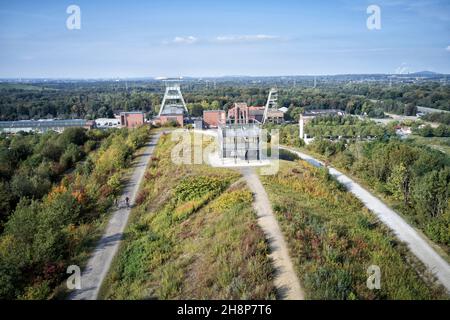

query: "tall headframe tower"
left=158, top=80, right=188, bottom=116
left=263, top=88, right=279, bottom=124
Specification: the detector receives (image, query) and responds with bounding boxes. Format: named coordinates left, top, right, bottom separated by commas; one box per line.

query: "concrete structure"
left=0, top=119, right=92, bottom=133
left=299, top=114, right=305, bottom=140
left=218, top=102, right=265, bottom=164
left=265, top=109, right=285, bottom=124
left=119, top=112, right=145, bottom=128
left=203, top=110, right=226, bottom=128
left=218, top=122, right=263, bottom=163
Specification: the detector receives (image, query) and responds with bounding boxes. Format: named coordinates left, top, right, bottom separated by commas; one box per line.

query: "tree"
left=0, top=181, right=12, bottom=227
left=418, top=125, right=434, bottom=137
left=413, top=168, right=449, bottom=220
left=433, top=125, right=449, bottom=137
left=211, top=100, right=220, bottom=110
left=190, top=104, right=204, bottom=117
left=386, top=163, right=411, bottom=205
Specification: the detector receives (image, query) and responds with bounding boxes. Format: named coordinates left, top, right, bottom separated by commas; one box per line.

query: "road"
left=241, top=167, right=305, bottom=300
left=281, top=146, right=450, bottom=293
left=69, top=132, right=161, bottom=300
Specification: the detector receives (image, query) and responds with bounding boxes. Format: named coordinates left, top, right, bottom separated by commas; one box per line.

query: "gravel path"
left=241, top=167, right=305, bottom=300
left=69, top=132, right=161, bottom=300
left=281, top=146, right=450, bottom=293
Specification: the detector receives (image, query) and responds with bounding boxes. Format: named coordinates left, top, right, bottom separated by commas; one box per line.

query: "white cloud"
left=446, top=45, right=450, bottom=51
left=164, top=36, right=198, bottom=45
left=163, top=34, right=282, bottom=46
left=215, top=34, right=280, bottom=43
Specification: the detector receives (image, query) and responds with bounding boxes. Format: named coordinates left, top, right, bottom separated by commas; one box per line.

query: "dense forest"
left=0, top=81, right=449, bottom=121
left=0, top=128, right=110, bottom=227
left=0, top=126, right=150, bottom=299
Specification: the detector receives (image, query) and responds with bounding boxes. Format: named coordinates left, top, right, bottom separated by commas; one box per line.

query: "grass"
left=260, top=159, right=448, bottom=300
left=100, top=133, right=276, bottom=299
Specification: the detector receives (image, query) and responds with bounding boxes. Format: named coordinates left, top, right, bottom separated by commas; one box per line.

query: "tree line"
left=1, top=81, right=448, bottom=121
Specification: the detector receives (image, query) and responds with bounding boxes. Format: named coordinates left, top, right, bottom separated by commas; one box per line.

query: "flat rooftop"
left=0, top=119, right=87, bottom=128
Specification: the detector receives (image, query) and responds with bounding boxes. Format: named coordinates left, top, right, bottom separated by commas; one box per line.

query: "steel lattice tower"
left=158, top=81, right=188, bottom=116
left=263, top=88, right=278, bottom=124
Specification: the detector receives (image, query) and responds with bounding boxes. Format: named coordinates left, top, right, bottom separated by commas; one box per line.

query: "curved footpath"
left=281, top=145, right=450, bottom=293
left=69, top=132, right=161, bottom=300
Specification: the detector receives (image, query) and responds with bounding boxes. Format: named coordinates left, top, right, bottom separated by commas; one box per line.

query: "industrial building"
left=218, top=121, right=262, bottom=163
left=207, top=89, right=286, bottom=164
left=119, top=111, right=145, bottom=128
left=203, top=110, right=226, bottom=128
left=0, top=119, right=93, bottom=133
left=216, top=103, right=264, bottom=164
left=224, top=89, right=285, bottom=125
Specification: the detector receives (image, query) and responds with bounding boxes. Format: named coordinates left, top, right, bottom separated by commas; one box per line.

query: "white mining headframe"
left=158, top=79, right=188, bottom=117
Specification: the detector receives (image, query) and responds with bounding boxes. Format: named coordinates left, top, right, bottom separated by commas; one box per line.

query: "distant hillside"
left=409, top=71, right=442, bottom=77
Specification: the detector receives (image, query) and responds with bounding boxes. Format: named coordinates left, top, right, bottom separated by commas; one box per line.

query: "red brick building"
left=157, top=114, right=184, bottom=127
left=120, top=112, right=145, bottom=128
left=227, top=103, right=250, bottom=124
left=227, top=103, right=284, bottom=124
left=203, top=110, right=226, bottom=128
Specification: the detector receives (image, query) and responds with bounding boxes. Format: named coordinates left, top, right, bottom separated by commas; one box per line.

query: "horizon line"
left=0, top=72, right=448, bottom=81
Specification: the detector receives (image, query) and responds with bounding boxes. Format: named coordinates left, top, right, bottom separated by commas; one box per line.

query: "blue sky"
left=0, top=0, right=449, bottom=78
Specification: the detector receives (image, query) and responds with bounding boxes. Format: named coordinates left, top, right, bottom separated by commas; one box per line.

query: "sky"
left=0, top=0, right=449, bottom=78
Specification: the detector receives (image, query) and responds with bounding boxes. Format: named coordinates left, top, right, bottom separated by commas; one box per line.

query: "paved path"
left=241, top=167, right=305, bottom=300
left=69, top=133, right=161, bottom=300
left=281, top=146, right=450, bottom=293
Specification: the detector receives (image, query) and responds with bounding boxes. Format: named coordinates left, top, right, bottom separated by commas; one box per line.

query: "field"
left=260, top=159, right=448, bottom=299
left=100, top=133, right=276, bottom=299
